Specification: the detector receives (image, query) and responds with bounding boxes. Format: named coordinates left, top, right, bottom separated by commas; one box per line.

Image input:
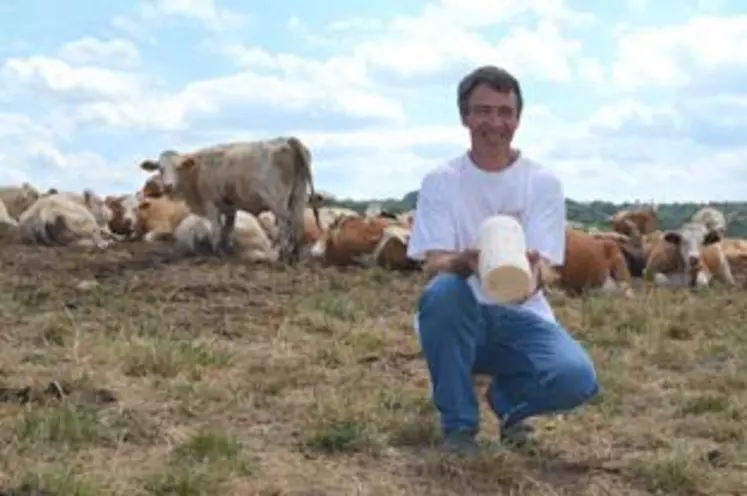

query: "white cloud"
left=577, top=58, right=605, bottom=85
left=611, top=16, right=747, bottom=90
left=57, top=37, right=141, bottom=68
left=2, top=3, right=747, bottom=203
left=1, top=56, right=145, bottom=101
left=118, top=0, right=245, bottom=32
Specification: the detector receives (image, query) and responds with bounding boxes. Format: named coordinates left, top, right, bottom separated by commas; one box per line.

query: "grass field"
left=0, top=241, right=745, bottom=496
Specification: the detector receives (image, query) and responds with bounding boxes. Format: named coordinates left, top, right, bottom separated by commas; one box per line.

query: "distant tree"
left=326, top=191, right=747, bottom=237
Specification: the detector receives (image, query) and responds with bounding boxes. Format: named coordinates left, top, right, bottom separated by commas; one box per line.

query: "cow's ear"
left=179, top=157, right=196, bottom=170
left=703, top=230, right=721, bottom=245
left=663, top=231, right=682, bottom=245
left=140, top=160, right=160, bottom=171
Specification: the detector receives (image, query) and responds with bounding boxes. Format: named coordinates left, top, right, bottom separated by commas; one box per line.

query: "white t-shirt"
left=407, top=151, right=567, bottom=331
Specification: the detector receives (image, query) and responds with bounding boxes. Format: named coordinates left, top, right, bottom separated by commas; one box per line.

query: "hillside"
left=0, top=241, right=745, bottom=495
left=332, top=191, right=747, bottom=237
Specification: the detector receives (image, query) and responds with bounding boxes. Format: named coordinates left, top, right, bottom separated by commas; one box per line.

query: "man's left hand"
left=526, top=249, right=540, bottom=268
left=514, top=249, right=544, bottom=304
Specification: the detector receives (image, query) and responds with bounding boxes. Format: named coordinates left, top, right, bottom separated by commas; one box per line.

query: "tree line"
left=328, top=191, right=747, bottom=238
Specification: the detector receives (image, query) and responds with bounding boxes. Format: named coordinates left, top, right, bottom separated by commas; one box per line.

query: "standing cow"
left=139, top=136, right=321, bottom=264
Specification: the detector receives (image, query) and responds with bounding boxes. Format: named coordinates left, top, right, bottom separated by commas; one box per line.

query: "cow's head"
left=139, top=151, right=195, bottom=194
left=133, top=198, right=157, bottom=237
left=105, top=194, right=139, bottom=236
left=140, top=174, right=165, bottom=198
left=664, top=222, right=722, bottom=270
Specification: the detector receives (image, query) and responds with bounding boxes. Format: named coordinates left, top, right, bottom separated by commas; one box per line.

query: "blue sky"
left=1, top=0, right=745, bottom=203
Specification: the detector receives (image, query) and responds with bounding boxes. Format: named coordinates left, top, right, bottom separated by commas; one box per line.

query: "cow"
left=0, top=199, right=18, bottom=239
left=104, top=194, right=140, bottom=238
left=397, top=209, right=415, bottom=229
left=258, top=206, right=360, bottom=246
left=690, top=206, right=727, bottom=236
left=134, top=196, right=277, bottom=262
left=132, top=196, right=191, bottom=243
left=0, top=182, right=41, bottom=220
left=139, top=136, right=321, bottom=264
left=17, top=193, right=112, bottom=249
left=257, top=208, right=318, bottom=248
left=364, top=202, right=399, bottom=221
left=551, top=228, right=634, bottom=297
left=721, top=239, right=747, bottom=283
left=644, top=221, right=735, bottom=289
left=42, top=189, right=113, bottom=230
left=172, top=211, right=278, bottom=262
left=609, top=203, right=659, bottom=245
left=592, top=230, right=663, bottom=279
left=141, top=174, right=167, bottom=199
left=308, top=215, right=420, bottom=270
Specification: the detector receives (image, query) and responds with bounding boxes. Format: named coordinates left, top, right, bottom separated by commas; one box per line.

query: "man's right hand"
left=423, top=248, right=480, bottom=280
left=450, top=248, right=479, bottom=278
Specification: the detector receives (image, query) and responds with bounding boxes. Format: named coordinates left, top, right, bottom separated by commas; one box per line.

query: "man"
left=407, top=65, right=599, bottom=456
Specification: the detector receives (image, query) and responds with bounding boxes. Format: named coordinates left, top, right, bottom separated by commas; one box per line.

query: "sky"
left=1, top=0, right=746, bottom=203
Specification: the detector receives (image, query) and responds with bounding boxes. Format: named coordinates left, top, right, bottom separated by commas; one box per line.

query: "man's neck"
left=468, top=148, right=519, bottom=172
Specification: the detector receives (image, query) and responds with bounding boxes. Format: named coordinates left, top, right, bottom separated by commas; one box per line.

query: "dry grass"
left=0, top=241, right=745, bottom=496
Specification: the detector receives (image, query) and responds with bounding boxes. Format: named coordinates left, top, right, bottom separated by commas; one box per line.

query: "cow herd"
left=1, top=135, right=746, bottom=299
left=558, top=203, right=747, bottom=297
left=0, top=136, right=417, bottom=271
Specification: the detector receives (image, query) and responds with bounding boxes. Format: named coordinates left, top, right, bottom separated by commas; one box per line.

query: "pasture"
left=0, top=241, right=745, bottom=496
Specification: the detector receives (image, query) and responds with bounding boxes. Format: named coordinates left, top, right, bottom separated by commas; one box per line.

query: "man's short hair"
left=457, top=65, right=524, bottom=119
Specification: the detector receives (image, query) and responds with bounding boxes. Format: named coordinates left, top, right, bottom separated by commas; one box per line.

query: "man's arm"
left=407, top=173, right=472, bottom=279
left=523, top=170, right=567, bottom=294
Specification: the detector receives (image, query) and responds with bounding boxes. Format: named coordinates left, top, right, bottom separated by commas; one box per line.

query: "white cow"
left=18, top=193, right=112, bottom=249
left=139, top=136, right=321, bottom=264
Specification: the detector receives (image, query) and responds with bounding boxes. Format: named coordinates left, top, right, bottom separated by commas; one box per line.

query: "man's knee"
left=548, top=337, right=599, bottom=408
left=417, top=272, right=478, bottom=342
left=419, top=272, right=473, bottom=310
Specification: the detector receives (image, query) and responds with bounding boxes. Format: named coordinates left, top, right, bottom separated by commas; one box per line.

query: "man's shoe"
left=441, top=430, right=479, bottom=456
left=499, top=420, right=540, bottom=455
left=485, top=391, right=540, bottom=454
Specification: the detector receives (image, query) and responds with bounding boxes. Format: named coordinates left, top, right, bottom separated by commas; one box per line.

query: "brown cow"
left=552, top=228, right=634, bottom=297
left=610, top=203, right=659, bottom=244
left=593, top=229, right=662, bottom=279
left=133, top=196, right=191, bottom=242
left=308, top=215, right=420, bottom=270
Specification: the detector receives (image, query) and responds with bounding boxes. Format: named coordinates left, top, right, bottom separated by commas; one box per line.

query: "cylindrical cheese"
left=476, top=214, right=532, bottom=304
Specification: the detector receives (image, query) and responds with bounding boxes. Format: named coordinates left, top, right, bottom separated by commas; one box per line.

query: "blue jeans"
left=417, top=273, right=599, bottom=436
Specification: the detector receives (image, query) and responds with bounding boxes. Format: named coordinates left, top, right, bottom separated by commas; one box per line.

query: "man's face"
left=462, top=83, right=520, bottom=151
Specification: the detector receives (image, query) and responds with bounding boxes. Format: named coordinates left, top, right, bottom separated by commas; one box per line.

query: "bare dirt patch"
left=0, top=242, right=745, bottom=495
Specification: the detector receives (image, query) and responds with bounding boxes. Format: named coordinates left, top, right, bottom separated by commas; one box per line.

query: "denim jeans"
left=416, top=273, right=599, bottom=436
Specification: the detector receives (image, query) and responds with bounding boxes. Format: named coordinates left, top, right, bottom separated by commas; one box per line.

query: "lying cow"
left=139, top=136, right=321, bottom=264
left=105, top=194, right=140, bottom=238
left=18, top=193, right=113, bottom=249
left=551, top=228, right=634, bottom=297
left=690, top=205, right=727, bottom=236
left=258, top=205, right=360, bottom=247
left=644, top=221, right=735, bottom=289
left=42, top=189, right=113, bottom=230
left=0, top=182, right=41, bottom=220
left=0, top=199, right=18, bottom=239
left=135, top=196, right=277, bottom=262
left=610, top=203, right=659, bottom=245
left=593, top=230, right=662, bottom=279
left=309, top=215, right=420, bottom=270
left=133, top=196, right=191, bottom=243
